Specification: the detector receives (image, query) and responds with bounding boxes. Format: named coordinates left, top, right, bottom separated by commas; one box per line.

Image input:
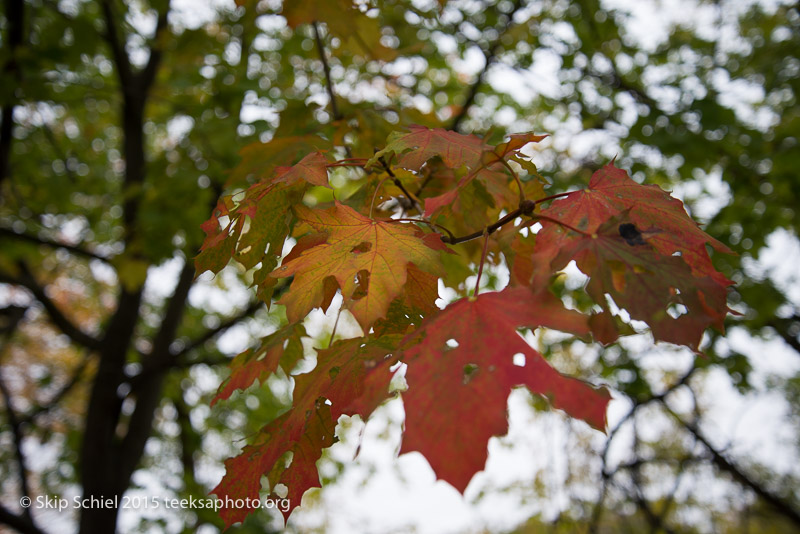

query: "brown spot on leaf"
left=351, top=241, right=372, bottom=254
left=351, top=270, right=370, bottom=300
left=619, top=223, right=646, bottom=246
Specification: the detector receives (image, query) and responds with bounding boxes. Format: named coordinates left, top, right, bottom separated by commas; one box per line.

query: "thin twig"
left=589, top=365, right=697, bottom=533
left=530, top=213, right=591, bottom=236
left=389, top=218, right=456, bottom=242
left=450, top=0, right=526, bottom=131
left=379, top=157, right=422, bottom=214
left=534, top=190, right=574, bottom=205
left=496, top=157, right=526, bottom=203
left=473, top=229, right=491, bottom=297
left=0, top=367, right=34, bottom=521
left=312, top=21, right=341, bottom=121
left=662, top=401, right=800, bottom=528
left=325, top=161, right=367, bottom=168
left=369, top=175, right=391, bottom=219
left=328, top=306, right=343, bottom=348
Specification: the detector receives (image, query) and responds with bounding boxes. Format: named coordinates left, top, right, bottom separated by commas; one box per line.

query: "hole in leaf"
left=351, top=270, right=370, bottom=300
left=463, top=363, right=479, bottom=385
left=667, top=303, right=688, bottom=319
left=444, top=338, right=459, bottom=351
left=512, top=352, right=526, bottom=367
left=351, top=241, right=373, bottom=254
left=273, top=483, right=289, bottom=499
left=619, top=223, right=646, bottom=246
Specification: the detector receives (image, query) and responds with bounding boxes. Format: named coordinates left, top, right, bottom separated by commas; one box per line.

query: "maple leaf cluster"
left=196, top=126, right=733, bottom=527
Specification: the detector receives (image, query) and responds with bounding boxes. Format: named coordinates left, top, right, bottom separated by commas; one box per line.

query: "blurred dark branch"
left=100, top=0, right=133, bottom=88
left=585, top=66, right=658, bottom=109
left=0, top=264, right=103, bottom=351
left=589, top=365, right=697, bottom=533
left=0, top=504, right=44, bottom=534
left=450, top=0, right=526, bottom=132
left=662, top=400, right=800, bottom=527
left=19, top=353, right=91, bottom=425
left=0, top=0, right=24, bottom=195
left=140, top=4, right=169, bottom=93
left=118, top=259, right=194, bottom=487
left=175, top=299, right=264, bottom=360
left=171, top=392, right=212, bottom=531
left=102, top=0, right=171, bottom=236
left=133, top=296, right=267, bottom=379
left=0, top=227, right=112, bottom=263
left=40, top=120, right=79, bottom=183
left=766, top=315, right=800, bottom=355
left=0, top=367, right=34, bottom=523
left=631, top=482, right=677, bottom=534
left=312, top=21, right=341, bottom=121
left=629, top=417, right=677, bottom=534
left=173, top=394, right=198, bottom=484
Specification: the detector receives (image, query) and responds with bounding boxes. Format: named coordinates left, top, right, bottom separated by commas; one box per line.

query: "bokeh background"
left=1, top=0, right=799, bottom=532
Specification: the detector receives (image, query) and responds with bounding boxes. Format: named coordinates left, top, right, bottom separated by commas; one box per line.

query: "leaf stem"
left=390, top=218, right=456, bottom=242
left=530, top=213, right=591, bottom=236
left=474, top=229, right=491, bottom=297
left=328, top=306, right=342, bottom=348
left=379, top=157, right=422, bottom=214
left=496, top=157, right=526, bottom=204
left=535, top=190, right=574, bottom=205
left=326, top=161, right=367, bottom=168
left=369, top=175, right=390, bottom=219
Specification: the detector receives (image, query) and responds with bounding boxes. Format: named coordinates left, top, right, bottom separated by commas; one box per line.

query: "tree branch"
left=589, top=366, right=697, bottom=533
left=0, top=264, right=102, bottom=351
left=441, top=207, right=524, bottom=244
left=100, top=0, right=133, bottom=89
left=312, top=21, right=341, bottom=121
left=132, top=297, right=266, bottom=380
left=0, top=0, right=25, bottom=195
left=139, top=1, right=170, bottom=93
left=118, top=259, right=194, bottom=487
left=0, top=367, right=34, bottom=523
left=767, top=316, right=800, bottom=355
left=663, top=401, right=800, bottom=527
left=0, top=503, right=44, bottom=534
left=19, top=353, right=91, bottom=425
left=450, top=0, right=526, bottom=132
left=176, top=299, right=265, bottom=359
left=0, top=226, right=112, bottom=263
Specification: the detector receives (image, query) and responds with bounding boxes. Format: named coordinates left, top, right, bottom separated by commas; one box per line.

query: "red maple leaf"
left=369, top=125, right=488, bottom=171
left=400, top=287, right=610, bottom=491
left=538, top=162, right=732, bottom=286
left=212, top=336, right=399, bottom=524
left=532, top=215, right=729, bottom=351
